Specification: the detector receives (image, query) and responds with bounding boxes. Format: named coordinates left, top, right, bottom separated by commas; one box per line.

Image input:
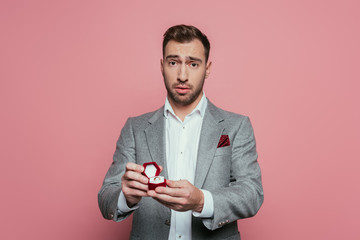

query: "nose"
left=177, top=63, right=188, bottom=82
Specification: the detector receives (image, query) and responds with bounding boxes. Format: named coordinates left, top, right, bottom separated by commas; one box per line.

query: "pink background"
left=1, top=0, right=359, bottom=239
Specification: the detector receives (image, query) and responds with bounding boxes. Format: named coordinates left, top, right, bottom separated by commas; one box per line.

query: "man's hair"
left=162, top=24, right=210, bottom=62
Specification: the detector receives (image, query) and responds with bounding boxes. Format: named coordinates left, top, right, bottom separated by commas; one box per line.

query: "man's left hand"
left=148, top=179, right=204, bottom=213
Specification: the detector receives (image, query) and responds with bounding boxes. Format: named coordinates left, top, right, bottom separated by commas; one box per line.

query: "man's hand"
left=148, top=179, right=204, bottom=212
left=121, top=163, right=149, bottom=207
left=121, top=162, right=164, bottom=207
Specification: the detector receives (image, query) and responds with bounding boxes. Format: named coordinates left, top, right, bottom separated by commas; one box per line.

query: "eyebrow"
left=165, top=55, right=180, bottom=60
left=165, top=55, right=203, bottom=63
left=188, top=56, right=202, bottom=63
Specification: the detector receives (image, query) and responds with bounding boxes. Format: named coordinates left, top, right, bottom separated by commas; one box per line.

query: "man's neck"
left=168, top=92, right=203, bottom=122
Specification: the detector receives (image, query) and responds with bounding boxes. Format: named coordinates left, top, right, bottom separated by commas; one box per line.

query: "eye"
left=190, top=63, right=198, bottom=68
left=169, top=61, right=176, bottom=66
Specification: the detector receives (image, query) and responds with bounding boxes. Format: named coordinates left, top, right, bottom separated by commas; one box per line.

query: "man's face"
left=161, top=39, right=211, bottom=107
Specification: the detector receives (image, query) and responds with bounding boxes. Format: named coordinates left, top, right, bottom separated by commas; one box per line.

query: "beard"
left=164, top=78, right=205, bottom=106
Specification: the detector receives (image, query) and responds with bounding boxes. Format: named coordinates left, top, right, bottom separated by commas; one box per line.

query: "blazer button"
left=165, top=219, right=171, bottom=226
left=110, top=213, right=114, bottom=218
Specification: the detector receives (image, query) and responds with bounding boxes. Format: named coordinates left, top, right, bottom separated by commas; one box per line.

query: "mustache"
left=173, top=83, right=192, bottom=89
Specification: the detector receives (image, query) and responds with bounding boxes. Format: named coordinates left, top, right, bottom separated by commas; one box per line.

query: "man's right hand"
left=121, top=163, right=149, bottom=207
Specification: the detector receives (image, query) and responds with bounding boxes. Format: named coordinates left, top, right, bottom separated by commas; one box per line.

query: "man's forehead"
left=164, top=39, right=206, bottom=60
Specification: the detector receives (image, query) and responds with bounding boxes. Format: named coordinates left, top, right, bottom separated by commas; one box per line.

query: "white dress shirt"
left=117, top=93, right=214, bottom=240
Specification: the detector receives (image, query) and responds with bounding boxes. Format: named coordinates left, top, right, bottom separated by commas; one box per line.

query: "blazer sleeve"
left=202, top=116, right=264, bottom=230
left=98, top=118, right=136, bottom=222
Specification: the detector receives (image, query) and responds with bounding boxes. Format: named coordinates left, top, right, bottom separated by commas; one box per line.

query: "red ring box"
left=142, top=162, right=166, bottom=190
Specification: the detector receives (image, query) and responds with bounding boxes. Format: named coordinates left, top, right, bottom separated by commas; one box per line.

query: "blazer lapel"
left=144, top=107, right=169, bottom=180
left=144, top=107, right=171, bottom=219
left=194, top=101, right=224, bottom=189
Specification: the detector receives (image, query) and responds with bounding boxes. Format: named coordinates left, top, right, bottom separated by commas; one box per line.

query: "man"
left=98, top=24, right=264, bottom=240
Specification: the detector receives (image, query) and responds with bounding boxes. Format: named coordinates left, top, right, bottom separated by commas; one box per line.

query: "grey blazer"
left=98, top=101, right=264, bottom=240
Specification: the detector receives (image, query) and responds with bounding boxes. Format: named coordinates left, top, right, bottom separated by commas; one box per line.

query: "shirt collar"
left=164, top=92, right=208, bottom=119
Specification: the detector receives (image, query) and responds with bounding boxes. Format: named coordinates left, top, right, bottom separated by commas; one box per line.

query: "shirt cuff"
left=192, top=189, right=214, bottom=218
left=117, top=191, right=139, bottom=215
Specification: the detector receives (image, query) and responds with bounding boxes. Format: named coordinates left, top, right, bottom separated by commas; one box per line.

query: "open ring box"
left=142, top=162, right=166, bottom=190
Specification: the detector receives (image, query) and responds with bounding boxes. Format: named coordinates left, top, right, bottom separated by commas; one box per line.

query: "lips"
left=175, top=86, right=190, bottom=94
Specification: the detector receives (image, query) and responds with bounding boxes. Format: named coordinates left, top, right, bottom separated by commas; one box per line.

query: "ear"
left=160, top=59, right=164, bottom=76
left=205, top=61, right=212, bottom=79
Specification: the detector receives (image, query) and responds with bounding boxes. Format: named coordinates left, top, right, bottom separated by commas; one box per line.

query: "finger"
left=126, top=180, right=149, bottom=191
left=150, top=191, right=184, bottom=205
left=126, top=162, right=144, bottom=173
left=148, top=191, right=190, bottom=212
left=151, top=186, right=187, bottom=198
left=159, top=165, right=163, bottom=172
left=147, top=190, right=156, bottom=196
left=166, top=179, right=188, bottom=188
left=123, top=187, right=149, bottom=197
left=123, top=171, right=148, bottom=184
left=151, top=194, right=191, bottom=212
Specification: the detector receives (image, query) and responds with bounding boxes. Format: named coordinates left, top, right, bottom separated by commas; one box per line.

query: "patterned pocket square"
left=217, top=135, right=230, bottom=148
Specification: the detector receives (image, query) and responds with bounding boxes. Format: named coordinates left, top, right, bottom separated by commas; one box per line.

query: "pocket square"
left=217, top=135, right=230, bottom=148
